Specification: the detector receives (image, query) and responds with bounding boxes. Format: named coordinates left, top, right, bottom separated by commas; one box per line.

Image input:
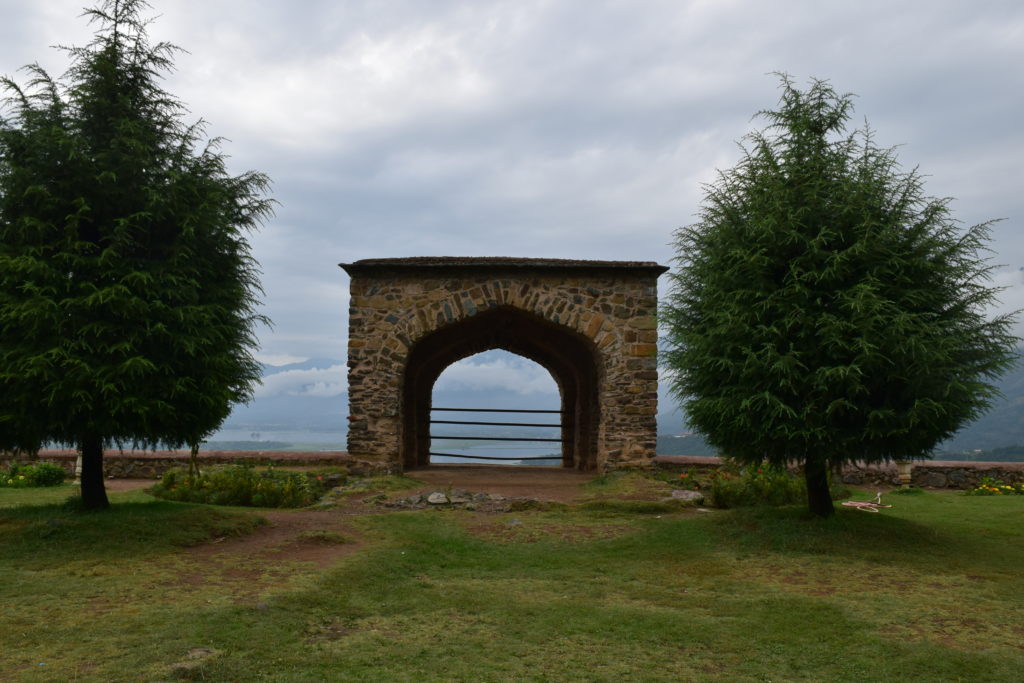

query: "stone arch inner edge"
left=430, top=349, right=561, bottom=466
left=401, top=306, right=601, bottom=471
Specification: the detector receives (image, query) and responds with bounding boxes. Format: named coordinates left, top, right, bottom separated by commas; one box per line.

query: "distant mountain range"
left=934, top=355, right=1024, bottom=455
left=214, top=351, right=1024, bottom=460
left=657, top=351, right=1024, bottom=460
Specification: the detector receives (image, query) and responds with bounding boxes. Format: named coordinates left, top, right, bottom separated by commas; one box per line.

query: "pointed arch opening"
left=430, top=350, right=562, bottom=466
left=401, top=306, right=601, bottom=470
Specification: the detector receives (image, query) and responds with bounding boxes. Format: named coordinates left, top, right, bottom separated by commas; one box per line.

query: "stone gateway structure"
left=339, top=257, right=668, bottom=472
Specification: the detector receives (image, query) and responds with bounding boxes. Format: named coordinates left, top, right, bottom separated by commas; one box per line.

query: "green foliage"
left=0, top=461, right=66, bottom=487
left=0, top=0, right=272, bottom=506
left=706, top=461, right=850, bottom=509
left=708, top=464, right=803, bottom=508
left=666, top=468, right=707, bottom=491
left=663, top=75, right=1020, bottom=516
left=964, top=476, right=1024, bottom=496
left=149, top=465, right=317, bottom=508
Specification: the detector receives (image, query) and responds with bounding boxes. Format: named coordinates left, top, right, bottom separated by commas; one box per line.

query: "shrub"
left=673, top=469, right=706, bottom=491
left=0, top=462, right=67, bottom=488
left=965, top=476, right=1024, bottom=496
left=148, top=465, right=316, bottom=508
left=709, top=462, right=848, bottom=509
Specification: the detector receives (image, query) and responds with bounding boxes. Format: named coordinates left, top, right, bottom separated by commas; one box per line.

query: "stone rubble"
left=316, top=485, right=710, bottom=513
left=383, top=488, right=516, bottom=512
left=666, top=489, right=705, bottom=504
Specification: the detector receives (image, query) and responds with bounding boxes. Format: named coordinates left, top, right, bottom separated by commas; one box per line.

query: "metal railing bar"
left=429, top=452, right=561, bottom=461
left=431, top=435, right=563, bottom=442
left=432, top=407, right=566, bottom=414
left=430, top=419, right=561, bottom=428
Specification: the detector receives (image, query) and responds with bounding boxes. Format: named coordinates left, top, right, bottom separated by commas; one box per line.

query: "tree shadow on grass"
left=705, top=501, right=1020, bottom=574
left=0, top=499, right=264, bottom=568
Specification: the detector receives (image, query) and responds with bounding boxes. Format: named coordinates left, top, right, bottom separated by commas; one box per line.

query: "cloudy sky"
left=3, top=0, right=1023, bottom=403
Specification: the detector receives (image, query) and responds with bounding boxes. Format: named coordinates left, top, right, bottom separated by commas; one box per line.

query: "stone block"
left=629, top=343, right=658, bottom=357
left=915, top=470, right=948, bottom=488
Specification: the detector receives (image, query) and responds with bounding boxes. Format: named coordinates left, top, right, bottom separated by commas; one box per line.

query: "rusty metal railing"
left=429, top=407, right=565, bottom=462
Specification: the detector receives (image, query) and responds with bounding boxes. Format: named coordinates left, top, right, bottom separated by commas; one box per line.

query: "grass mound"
left=0, top=497, right=265, bottom=566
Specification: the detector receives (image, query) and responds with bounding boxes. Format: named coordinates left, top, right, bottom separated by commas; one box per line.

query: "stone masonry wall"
left=342, top=258, right=668, bottom=471
left=0, top=450, right=392, bottom=479
left=6, top=451, right=1018, bottom=489
left=653, top=455, right=1024, bottom=489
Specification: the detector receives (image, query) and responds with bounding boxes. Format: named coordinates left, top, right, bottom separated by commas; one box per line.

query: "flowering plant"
left=148, top=465, right=316, bottom=508
left=965, top=476, right=1024, bottom=496
left=0, top=462, right=66, bottom=488
left=677, top=471, right=702, bottom=490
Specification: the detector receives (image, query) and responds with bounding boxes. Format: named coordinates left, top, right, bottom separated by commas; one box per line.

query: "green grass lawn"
left=1, top=484, right=1022, bottom=681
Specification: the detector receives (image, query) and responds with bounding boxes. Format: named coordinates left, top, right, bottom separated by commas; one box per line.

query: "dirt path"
left=403, top=464, right=596, bottom=503
left=106, top=466, right=605, bottom=581
left=104, top=478, right=160, bottom=492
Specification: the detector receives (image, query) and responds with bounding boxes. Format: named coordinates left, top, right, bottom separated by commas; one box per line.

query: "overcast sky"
left=3, top=0, right=1023, bottom=381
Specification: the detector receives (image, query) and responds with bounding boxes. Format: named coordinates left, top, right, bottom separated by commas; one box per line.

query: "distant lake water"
left=205, top=429, right=346, bottom=450
left=428, top=439, right=560, bottom=466
left=204, top=430, right=560, bottom=466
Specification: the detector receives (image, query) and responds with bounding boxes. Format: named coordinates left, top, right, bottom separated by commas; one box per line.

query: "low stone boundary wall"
left=2, top=450, right=1021, bottom=489
left=0, top=449, right=391, bottom=479
left=652, top=455, right=1024, bottom=489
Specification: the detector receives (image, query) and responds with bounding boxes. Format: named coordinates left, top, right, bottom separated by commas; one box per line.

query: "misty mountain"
left=217, top=350, right=1024, bottom=456
left=657, top=351, right=1024, bottom=457
left=218, top=353, right=561, bottom=435
left=936, top=356, right=1024, bottom=453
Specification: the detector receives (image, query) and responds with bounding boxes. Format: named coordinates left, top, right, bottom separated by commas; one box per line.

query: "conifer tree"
left=0, top=0, right=272, bottom=509
left=663, top=76, right=1019, bottom=517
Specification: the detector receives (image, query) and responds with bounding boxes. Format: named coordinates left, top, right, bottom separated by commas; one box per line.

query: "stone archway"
left=402, top=305, right=599, bottom=470
left=339, top=257, right=667, bottom=473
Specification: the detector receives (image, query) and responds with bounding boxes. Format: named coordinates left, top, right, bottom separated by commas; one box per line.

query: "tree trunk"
left=79, top=433, right=110, bottom=510
left=804, top=457, right=834, bottom=518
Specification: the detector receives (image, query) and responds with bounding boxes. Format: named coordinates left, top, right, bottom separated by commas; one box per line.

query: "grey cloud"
left=434, top=351, right=559, bottom=396
left=3, top=0, right=1022, bottom=363
left=255, top=364, right=347, bottom=398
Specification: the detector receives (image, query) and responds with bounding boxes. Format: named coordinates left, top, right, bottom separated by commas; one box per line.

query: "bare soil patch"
left=403, top=464, right=596, bottom=503
left=182, top=508, right=362, bottom=568
left=109, top=466, right=605, bottom=579
left=104, top=478, right=159, bottom=492
left=168, top=508, right=365, bottom=599
left=464, top=518, right=635, bottom=544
